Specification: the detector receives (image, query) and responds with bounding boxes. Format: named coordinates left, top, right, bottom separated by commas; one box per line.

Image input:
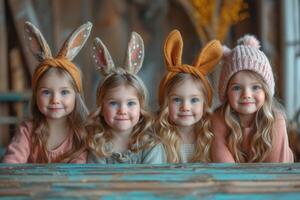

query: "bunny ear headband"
left=158, top=29, right=223, bottom=106
left=92, top=32, right=144, bottom=77
left=24, top=21, right=93, bottom=92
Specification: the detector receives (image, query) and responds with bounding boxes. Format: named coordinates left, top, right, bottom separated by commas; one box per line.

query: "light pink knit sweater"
left=211, top=111, right=294, bottom=163
left=2, top=121, right=87, bottom=163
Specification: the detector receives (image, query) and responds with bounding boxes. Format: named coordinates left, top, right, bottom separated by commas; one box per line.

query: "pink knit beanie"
left=218, top=34, right=275, bottom=102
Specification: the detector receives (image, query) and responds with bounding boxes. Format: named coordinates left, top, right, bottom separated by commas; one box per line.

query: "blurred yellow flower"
left=190, top=0, right=248, bottom=43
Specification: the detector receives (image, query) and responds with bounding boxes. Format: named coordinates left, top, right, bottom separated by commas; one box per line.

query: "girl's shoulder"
left=19, top=120, right=33, bottom=127
left=211, top=107, right=226, bottom=125
left=272, top=111, right=287, bottom=130
left=17, top=120, right=33, bottom=138
left=139, top=127, right=162, bottom=145
left=141, top=142, right=167, bottom=164
left=142, top=142, right=165, bottom=155
left=274, top=111, right=286, bottom=121
left=211, top=106, right=228, bottom=137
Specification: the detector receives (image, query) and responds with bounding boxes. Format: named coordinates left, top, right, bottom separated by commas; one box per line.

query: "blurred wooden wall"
left=0, top=0, right=8, bottom=147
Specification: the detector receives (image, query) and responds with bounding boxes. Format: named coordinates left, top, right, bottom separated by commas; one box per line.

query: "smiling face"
left=102, top=85, right=141, bottom=135
left=36, top=70, right=76, bottom=121
left=227, top=71, right=266, bottom=119
left=167, top=77, right=205, bottom=129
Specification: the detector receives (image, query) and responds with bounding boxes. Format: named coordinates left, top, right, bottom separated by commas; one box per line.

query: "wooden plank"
left=0, top=0, right=7, bottom=90
left=10, top=48, right=26, bottom=118
left=258, top=0, right=282, bottom=98
left=0, top=91, right=31, bottom=102
left=0, top=163, right=300, bottom=199
left=32, top=0, right=53, bottom=46
left=8, top=0, right=40, bottom=75
left=0, top=0, right=9, bottom=147
left=0, top=90, right=31, bottom=125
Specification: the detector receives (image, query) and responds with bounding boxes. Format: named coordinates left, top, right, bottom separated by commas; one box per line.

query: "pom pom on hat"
left=222, top=45, right=231, bottom=57
left=237, top=34, right=261, bottom=49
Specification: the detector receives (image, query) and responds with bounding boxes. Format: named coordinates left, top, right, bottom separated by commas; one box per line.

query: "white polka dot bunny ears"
left=92, top=32, right=144, bottom=76
left=25, top=21, right=92, bottom=62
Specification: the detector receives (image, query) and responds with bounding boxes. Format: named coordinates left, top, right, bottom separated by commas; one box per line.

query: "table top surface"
left=1, top=163, right=300, bottom=199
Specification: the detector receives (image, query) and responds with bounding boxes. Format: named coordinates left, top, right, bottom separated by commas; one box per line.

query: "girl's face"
left=102, top=85, right=141, bottom=135
left=227, top=71, right=266, bottom=117
left=36, top=72, right=76, bottom=120
left=168, top=78, right=205, bottom=128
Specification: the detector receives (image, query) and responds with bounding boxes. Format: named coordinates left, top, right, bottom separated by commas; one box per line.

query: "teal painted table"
left=0, top=163, right=300, bottom=199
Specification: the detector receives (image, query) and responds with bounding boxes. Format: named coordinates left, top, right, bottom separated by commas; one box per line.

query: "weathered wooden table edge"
left=1, top=163, right=300, bottom=199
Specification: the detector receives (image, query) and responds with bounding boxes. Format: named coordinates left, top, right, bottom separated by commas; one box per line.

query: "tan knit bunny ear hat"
left=24, top=21, right=92, bottom=93
left=218, top=34, right=275, bottom=102
left=158, top=29, right=223, bottom=107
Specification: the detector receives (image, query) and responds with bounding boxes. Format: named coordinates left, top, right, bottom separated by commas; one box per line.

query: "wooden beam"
left=10, top=48, right=27, bottom=118
left=8, top=0, right=40, bottom=76
left=0, top=0, right=9, bottom=146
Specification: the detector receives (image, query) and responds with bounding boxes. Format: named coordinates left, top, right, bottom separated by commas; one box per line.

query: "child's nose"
left=50, top=93, right=60, bottom=104
left=241, top=88, right=251, bottom=99
left=180, top=101, right=190, bottom=112
left=117, top=104, right=127, bottom=115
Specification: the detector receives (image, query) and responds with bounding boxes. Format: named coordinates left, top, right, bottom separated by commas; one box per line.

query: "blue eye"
left=172, top=97, right=182, bottom=103
left=127, top=101, right=137, bottom=107
left=252, top=85, right=262, bottom=91
left=109, top=101, right=118, bottom=107
left=61, top=89, right=70, bottom=96
left=191, top=97, right=200, bottom=104
left=41, top=90, right=50, bottom=96
left=232, top=85, right=241, bottom=91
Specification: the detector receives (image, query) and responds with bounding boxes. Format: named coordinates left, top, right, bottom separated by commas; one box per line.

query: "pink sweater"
left=2, top=121, right=87, bottom=163
left=211, top=112, right=294, bottom=163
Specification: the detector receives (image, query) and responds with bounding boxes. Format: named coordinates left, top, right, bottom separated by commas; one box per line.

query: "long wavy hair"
left=219, top=71, right=284, bottom=162
left=29, top=67, right=88, bottom=163
left=156, top=73, right=213, bottom=163
left=86, top=73, right=157, bottom=158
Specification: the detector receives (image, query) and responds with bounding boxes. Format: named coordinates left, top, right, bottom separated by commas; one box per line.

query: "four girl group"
left=2, top=21, right=294, bottom=164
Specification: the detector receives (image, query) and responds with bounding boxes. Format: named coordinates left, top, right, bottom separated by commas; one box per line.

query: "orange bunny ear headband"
left=158, top=29, right=223, bottom=107
left=92, top=32, right=144, bottom=77
left=25, top=21, right=93, bottom=92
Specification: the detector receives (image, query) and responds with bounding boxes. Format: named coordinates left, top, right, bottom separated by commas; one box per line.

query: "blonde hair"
left=156, top=73, right=213, bottom=163
left=30, top=67, right=88, bottom=163
left=86, top=73, right=157, bottom=158
left=221, top=71, right=284, bottom=162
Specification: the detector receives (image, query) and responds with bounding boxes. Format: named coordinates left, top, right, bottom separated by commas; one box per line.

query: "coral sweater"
left=2, top=121, right=87, bottom=163
left=211, top=112, right=294, bottom=163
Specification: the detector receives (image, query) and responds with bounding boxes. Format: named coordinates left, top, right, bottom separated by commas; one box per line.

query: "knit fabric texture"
left=32, top=58, right=82, bottom=92
left=218, top=35, right=275, bottom=102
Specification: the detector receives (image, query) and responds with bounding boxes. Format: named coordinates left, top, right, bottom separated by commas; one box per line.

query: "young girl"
left=2, top=21, right=92, bottom=163
left=156, top=30, right=223, bottom=163
left=212, top=35, right=294, bottom=163
left=87, top=32, right=165, bottom=164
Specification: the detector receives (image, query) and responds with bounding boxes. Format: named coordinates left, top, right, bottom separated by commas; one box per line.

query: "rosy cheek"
left=134, top=110, right=141, bottom=119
